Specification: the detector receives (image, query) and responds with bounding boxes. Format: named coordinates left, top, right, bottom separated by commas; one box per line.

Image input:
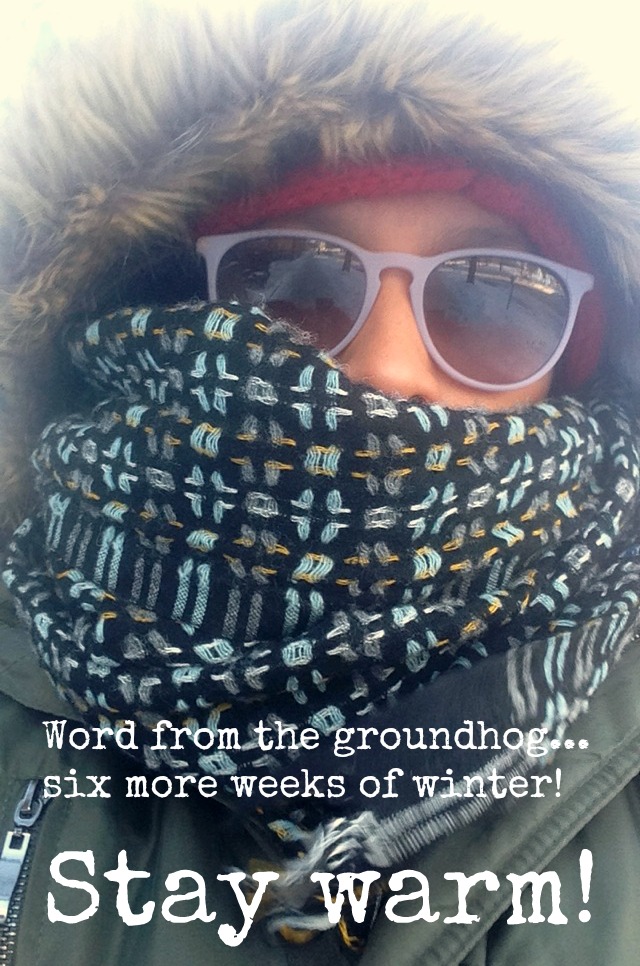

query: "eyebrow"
left=443, top=226, right=534, bottom=251
left=259, top=217, right=536, bottom=254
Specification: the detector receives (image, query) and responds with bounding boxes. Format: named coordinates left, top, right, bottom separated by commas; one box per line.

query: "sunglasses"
left=196, top=229, right=594, bottom=391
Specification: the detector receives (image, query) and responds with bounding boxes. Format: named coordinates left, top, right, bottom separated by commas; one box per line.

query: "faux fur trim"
left=2, top=0, right=640, bottom=538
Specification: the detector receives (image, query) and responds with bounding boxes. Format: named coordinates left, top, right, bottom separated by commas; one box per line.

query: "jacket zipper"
left=0, top=780, right=50, bottom=966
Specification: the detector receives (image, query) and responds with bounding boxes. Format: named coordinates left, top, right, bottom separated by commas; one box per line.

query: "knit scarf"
left=5, top=300, right=640, bottom=948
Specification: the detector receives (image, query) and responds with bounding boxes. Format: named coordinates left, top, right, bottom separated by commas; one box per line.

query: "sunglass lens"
left=217, top=237, right=366, bottom=349
left=423, top=256, right=570, bottom=385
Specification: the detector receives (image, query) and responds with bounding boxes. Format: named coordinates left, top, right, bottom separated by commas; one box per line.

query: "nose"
left=335, top=268, right=442, bottom=400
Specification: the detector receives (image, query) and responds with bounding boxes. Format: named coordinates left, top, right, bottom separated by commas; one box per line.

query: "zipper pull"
left=0, top=781, right=47, bottom=925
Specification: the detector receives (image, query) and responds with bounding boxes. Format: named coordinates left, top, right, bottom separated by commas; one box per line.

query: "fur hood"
left=2, top=0, right=640, bottom=539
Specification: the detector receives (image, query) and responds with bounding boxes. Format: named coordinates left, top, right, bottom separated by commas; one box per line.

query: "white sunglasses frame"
left=196, top=229, right=595, bottom=392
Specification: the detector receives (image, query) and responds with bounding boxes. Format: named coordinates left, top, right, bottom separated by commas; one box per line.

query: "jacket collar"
left=0, top=619, right=82, bottom=719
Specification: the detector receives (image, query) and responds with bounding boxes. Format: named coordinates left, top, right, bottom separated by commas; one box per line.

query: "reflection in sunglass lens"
left=423, top=256, right=569, bottom=384
left=216, top=237, right=366, bottom=348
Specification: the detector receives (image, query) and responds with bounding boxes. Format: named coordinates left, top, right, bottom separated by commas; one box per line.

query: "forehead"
left=260, top=191, right=532, bottom=254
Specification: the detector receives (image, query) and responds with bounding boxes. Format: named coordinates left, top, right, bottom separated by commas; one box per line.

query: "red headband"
left=195, top=159, right=604, bottom=388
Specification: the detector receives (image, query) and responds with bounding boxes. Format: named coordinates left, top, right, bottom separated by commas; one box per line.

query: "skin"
left=264, top=192, right=554, bottom=410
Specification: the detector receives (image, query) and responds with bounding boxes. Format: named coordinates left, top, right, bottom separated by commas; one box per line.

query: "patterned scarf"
left=5, top=300, right=640, bottom=949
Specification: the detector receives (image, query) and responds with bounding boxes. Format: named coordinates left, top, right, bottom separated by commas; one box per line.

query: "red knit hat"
left=196, top=159, right=604, bottom=388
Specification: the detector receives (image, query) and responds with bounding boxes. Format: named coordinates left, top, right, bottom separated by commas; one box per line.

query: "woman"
left=2, top=2, right=640, bottom=962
